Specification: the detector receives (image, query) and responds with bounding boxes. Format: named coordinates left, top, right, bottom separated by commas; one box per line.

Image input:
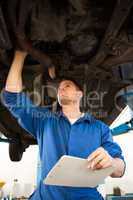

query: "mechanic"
left=1, top=51, right=125, bottom=200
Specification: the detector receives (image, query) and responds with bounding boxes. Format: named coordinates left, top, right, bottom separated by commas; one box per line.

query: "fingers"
left=97, top=158, right=110, bottom=169
left=94, top=158, right=109, bottom=169
left=87, top=147, right=113, bottom=170
left=48, top=66, right=56, bottom=79
left=89, top=154, right=105, bottom=169
left=87, top=147, right=102, bottom=162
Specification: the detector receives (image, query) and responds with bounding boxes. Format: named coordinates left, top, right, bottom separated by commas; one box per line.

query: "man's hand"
left=87, top=147, right=114, bottom=170
left=16, top=50, right=28, bottom=58
left=87, top=147, right=125, bottom=178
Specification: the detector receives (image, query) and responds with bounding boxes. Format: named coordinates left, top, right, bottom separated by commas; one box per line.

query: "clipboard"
left=44, top=155, right=114, bottom=187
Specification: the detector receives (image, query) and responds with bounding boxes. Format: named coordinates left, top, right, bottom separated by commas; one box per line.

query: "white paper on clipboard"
left=44, top=155, right=114, bottom=187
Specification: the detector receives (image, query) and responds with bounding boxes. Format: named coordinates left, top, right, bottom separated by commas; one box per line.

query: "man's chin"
left=59, top=98, right=73, bottom=106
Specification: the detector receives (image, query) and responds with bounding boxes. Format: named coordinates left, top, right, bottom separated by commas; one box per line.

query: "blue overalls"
left=2, top=90, right=125, bottom=200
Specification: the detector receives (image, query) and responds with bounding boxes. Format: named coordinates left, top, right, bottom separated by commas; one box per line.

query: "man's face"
left=57, top=80, right=82, bottom=106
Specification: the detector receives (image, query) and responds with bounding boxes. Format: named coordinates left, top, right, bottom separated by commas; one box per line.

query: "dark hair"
left=59, top=76, right=84, bottom=91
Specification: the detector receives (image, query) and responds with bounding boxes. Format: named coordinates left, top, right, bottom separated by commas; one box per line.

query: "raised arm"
left=2, top=51, right=49, bottom=138
left=5, top=50, right=27, bottom=92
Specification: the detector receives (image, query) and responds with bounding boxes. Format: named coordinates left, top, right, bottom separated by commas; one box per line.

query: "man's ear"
left=77, top=91, right=83, bottom=99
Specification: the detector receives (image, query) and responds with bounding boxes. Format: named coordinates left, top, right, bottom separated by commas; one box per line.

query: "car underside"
left=0, top=0, right=133, bottom=161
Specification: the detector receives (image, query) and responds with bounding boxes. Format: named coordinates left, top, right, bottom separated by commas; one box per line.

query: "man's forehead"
left=59, top=80, right=75, bottom=87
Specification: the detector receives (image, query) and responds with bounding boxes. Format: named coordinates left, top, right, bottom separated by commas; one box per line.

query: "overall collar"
left=56, top=111, right=95, bottom=124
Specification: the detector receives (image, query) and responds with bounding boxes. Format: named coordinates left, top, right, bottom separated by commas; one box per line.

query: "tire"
left=9, top=142, right=24, bottom=161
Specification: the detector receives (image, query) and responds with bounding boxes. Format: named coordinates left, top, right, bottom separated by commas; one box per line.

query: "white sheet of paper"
left=44, top=155, right=114, bottom=187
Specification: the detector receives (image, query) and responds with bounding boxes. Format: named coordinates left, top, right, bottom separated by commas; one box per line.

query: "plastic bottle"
left=12, top=179, right=20, bottom=198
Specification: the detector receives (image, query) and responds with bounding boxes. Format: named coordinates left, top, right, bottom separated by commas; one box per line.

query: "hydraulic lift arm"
left=111, top=119, right=133, bottom=136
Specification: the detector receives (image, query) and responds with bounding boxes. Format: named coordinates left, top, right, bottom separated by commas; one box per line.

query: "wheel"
left=9, top=142, right=24, bottom=161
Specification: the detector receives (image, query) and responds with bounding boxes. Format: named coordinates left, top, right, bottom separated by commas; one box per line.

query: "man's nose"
left=60, top=87, right=66, bottom=92
left=59, top=87, right=66, bottom=95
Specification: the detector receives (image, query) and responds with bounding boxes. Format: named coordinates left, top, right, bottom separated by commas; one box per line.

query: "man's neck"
left=62, top=104, right=82, bottom=119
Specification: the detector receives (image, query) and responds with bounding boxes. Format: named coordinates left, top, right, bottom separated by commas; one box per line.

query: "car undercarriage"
left=0, top=0, right=133, bottom=161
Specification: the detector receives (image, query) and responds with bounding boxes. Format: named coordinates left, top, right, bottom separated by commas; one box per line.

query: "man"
left=2, top=51, right=125, bottom=200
